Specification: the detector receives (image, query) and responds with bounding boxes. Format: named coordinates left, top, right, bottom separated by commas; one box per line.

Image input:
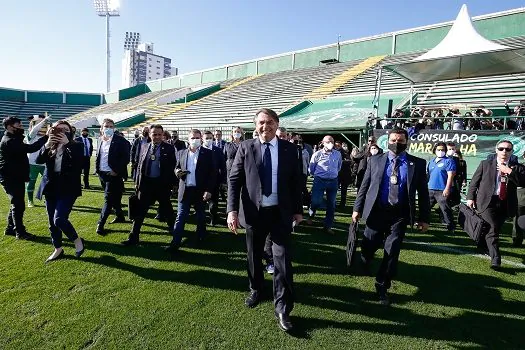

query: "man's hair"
left=389, top=128, right=408, bottom=140
left=446, top=142, right=456, bottom=147
left=53, top=120, right=75, bottom=141
left=204, top=130, right=213, bottom=136
left=2, top=116, right=21, bottom=129
left=171, top=130, right=178, bottom=134
left=255, top=108, right=279, bottom=123
left=432, top=142, right=448, bottom=153
left=150, top=124, right=163, bottom=131
left=214, top=129, right=222, bottom=134
left=101, top=118, right=115, bottom=126
left=189, top=129, right=202, bottom=137
left=82, top=127, right=89, bottom=132
left=163, top=130, right=171, bottom=139
left=496, top=139, right=513, bottom=148
left=277, top=126, right=287, bottom=133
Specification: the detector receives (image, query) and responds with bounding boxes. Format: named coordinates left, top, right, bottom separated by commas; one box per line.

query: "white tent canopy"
left=384, top=4, right=525, bottom=83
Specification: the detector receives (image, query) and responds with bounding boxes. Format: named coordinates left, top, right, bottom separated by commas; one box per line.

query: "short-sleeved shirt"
left=427, top=157, right=456, bottom=190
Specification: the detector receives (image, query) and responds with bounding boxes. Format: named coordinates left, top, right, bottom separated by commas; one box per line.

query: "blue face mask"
left=104, top=128, right=114, bottom=138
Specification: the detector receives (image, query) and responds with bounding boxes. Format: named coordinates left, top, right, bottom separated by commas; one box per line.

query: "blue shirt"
left=147, top=143, right=161, bottom=178
left=427, top=156, right=456, bottom=190
left=309, top=149, right=342, bottom=179
left=379, top=152, right=408, bottom=205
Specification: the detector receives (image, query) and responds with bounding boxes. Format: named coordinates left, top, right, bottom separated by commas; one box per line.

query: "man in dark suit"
left=227, top=108, right=303, bottom=332
left=122, top=124, right=176, bottom=246
left=352, top=128, right=430, bottom=306
left=130, top=126, right=150, bottom=182
left=170, top=130, right=187, bottom=151
left=95, top=118, right=130, bottom=235
left=467, top=140, right=525, bottom=270
left=203, top=130, right=226, bottom=226
left=75, top=128, right=93, bottom=189
left=166, top=129, right=215, bottom=252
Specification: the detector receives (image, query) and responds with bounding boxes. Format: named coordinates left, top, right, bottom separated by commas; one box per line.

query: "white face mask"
left=324, top=142, right=334, bottom=150
left=233, top=132, right=242, bottom=139
left=204, top=139, right=213, bottom=148
left=370, top=149, right=379, bottom=155
left=436, top=150, right=446, bottom=158
left=190, top=139, right=201, bottom=148
left=447, top=149, right=455, bottom=156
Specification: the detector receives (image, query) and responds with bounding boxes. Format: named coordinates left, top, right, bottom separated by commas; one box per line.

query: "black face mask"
left=13, top=128, right=24, bottom=137
left=82, top=133, right=88, bottom=138
left=65, top=132, right=72, bottom=140
left=388, top=142, right=407, bottom=155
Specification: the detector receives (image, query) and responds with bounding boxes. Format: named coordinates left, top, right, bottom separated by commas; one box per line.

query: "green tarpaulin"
left=279, top=94, right=405, bottom=131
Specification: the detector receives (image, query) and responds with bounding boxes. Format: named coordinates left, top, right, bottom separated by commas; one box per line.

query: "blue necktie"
left=261, top=143, right=272, bottom=197
left=83, top=137, right=89, bottom=156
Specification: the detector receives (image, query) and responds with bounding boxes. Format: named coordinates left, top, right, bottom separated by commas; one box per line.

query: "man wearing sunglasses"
left=467, top=140, right=525, bottom=270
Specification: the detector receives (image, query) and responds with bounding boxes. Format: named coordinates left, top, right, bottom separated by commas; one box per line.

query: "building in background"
left=122, top=32, right=176, bottom=88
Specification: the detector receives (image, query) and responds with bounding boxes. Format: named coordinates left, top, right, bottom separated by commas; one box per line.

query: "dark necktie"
left=388, top=157, right=399, bottom=205
left=83, top=138, right=89, bottom=156
left=499, top=164, right=507, bottom=201
left=261, top=143, right=272, bottom=197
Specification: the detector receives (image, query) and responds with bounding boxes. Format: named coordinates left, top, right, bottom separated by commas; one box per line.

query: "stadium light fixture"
left=94, top=0, right=121, bottom=92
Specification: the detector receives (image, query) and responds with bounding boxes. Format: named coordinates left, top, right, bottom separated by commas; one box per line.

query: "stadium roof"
left=384, top=4, right=525, bottom=83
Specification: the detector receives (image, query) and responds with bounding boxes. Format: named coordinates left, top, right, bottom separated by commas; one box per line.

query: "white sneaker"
left=27, top=201, right=34, bottom=208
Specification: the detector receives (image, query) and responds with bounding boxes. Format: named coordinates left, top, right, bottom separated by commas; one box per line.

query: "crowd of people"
left=1, top=108, right=524, bottom=332
left=370, top=100, right=525, bottom=131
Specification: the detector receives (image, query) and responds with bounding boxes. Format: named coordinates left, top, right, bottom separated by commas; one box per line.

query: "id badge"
left=501, top=176, right=507, bottom=183
left=390, top=175, right=398, bottom=185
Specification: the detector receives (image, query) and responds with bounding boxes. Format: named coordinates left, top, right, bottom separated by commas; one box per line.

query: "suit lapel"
left=252, top=138, right=262, bottom=170
left=407, top=154, right=415, bottom=191
left=488, top=158, right=497, bottom=189
left=181, top=149, right=188, bottom=171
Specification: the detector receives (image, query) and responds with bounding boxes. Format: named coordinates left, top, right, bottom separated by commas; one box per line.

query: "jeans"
left=310, top=177, right=338, bottom=229
left=2, top=181, right=26, bottom=234
left=45, top=195, right=79, bottom=248
left=26, top=164, right=45, bottom=202
left=429, top=189, right=455, bottom=230
left=171, top=187, right=207, bottom=245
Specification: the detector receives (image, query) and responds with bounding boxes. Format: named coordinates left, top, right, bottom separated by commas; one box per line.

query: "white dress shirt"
left=53, top=146, right=64, bottom=172
left=260, top=136, right=279, bottom=207
left=186, top=148, right=200, bottom=187
left=99, top=138, right=112, bottom=172
left=493, top=160, right=507, bottom=196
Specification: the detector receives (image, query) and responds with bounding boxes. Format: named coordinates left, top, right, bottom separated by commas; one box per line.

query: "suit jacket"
left=131, top=136, right=150, bottom=169
left=467, top=159, right=525, bottom=215
left=215, top=139, right=227, bottom=149
left=75, top=136, right=93, bottom=157
left=135, top=141, right=176, bottom=196
left=96, top=134, right=130, bottom=179
left=175, top=147, right=215, bottom=202
left=210, top=145, right=226, bottom=186
left=353, top=152, right=430, bottom=225
left=35, top=141, right=83, bottom=199
left=0, top=132, right=48, bottom=183
left=227, top=138, right=302, bottom=230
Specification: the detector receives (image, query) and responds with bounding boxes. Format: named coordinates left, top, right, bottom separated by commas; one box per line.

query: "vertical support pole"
left=106, top=13, right=111, bottom=92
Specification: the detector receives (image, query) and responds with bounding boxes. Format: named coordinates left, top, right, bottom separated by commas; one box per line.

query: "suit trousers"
left=130, top=178, right=175, bottom=240
left=45, top=194, right=79, bottom=249
left=207, top=185, right=220, bottom=224
left=81, top=156, right=91, bottom=187
left=480, top=196, right=506, bottom=264
left=339, top=179, right=351, bottom=207
left=361, top=203, right=408, bottom=289
left=246, top=206, right=294, bottom=314
left=512, top=188, right=525, bottom=244
left=98, top=172, right=125, bottom=225
left=172, top=187, right=207, bottom=245
left=429, top=189, right=455, bottom=230
left=2, top=180, right=26, bottom=234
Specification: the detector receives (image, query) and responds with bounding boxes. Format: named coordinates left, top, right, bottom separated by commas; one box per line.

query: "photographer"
left=504, top=99, right=525, bottom=130
left=0, top=117, right=48, bottom=240
left=36, top=121, right=85, bottom=262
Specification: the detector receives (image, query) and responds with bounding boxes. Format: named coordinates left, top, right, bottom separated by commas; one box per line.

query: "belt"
left=315, top=176, right=337, bottom=181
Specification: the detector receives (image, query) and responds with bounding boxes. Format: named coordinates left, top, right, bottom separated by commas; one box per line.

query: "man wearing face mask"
left=0, top=117, right=49, bottom=239
left=352, top=128, right=430, bottom=306
left=170, top=130, right=187, bottom=151
left=203, top=131, right=226, bottom=226
left=131, top=126, right=150, bottom=182
left=427, top=142, right=456, bottom=234
left=75, top=128, right=93, bottom=190
left=95, top=118, right=130, bottom=235
left=224, top=127, right=244, bottom=181
left=306, top=135, right=342, bottom=234
left=166, top=129, right=215, bottom=253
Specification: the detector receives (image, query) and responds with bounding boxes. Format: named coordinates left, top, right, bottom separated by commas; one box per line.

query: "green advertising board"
left=373, top=129, right=525, bottom=179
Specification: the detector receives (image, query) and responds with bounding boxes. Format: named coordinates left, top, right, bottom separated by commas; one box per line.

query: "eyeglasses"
left=497, top=147, right=512, bottom=152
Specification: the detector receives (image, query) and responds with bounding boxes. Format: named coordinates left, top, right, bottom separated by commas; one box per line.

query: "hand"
left=55, top=133, right=69, bottom=145
left=418, top=222, right=429, bottom=232
left=203, top=191, right=212, bottom=201
left=45, top=135, right=57, bottom=149
left=109, top=170, right=118, bottom=177
left=175, top=169, right=185, bottom=179
left=497, top=163, right=512, bottom=175
left=466, top=199, right=476, bottom=209
left=443, top=188, right=450, bottom=198
left=293, top=214, right=303, bottom=226
left=227, top=211, right=240, bottom=234
left=352, top=211, right=361, bottom=223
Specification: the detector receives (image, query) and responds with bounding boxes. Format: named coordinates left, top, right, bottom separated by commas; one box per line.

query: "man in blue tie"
left=75, top=128, right=93, bottom=189
left=352, top=128, right=430, bottom=306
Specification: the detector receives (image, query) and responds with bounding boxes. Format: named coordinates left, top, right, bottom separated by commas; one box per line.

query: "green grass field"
left=1, top=170, right=524, bottom=349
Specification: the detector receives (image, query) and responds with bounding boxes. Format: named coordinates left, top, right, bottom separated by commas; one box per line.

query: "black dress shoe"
left=121, top=238, right=139, bottom=246
left=375, top=282, right=391, bottom=306
left=75, top=238, right=86, bottom=258
left=490, top=262, right=501, bottom=271
left=4, top=227, right=15, bottom=236
left=84, top=185, right=91, bottom=190
left=155, top=215, right=166, bottom=222
left=16, top=232, right=35, bottom=240
left=110, top=217, right=126, bottom=224
left=164, top=243, right=180, bottom=254
left=512, top=239, right=523, bottom=248
left=245, top=290, right=261, bottom=308
left=96, top=224, right=106, bottom=236
left=275, top=312, right=293, bottom=332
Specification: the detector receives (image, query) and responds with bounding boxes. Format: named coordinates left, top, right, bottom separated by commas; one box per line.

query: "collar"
left=388, top=151, right=407, bottom=161
left=259, top=136, right=277, bottom=147
left=189, top=146, right=200, bottom=154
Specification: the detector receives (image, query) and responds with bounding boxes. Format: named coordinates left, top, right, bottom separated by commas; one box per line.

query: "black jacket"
left=210, top=145, right=226, bottom=186
left=175, top=147, right=215, bottom=202
left=135, top=141, right=176, bottom=195
left=35, top=141, right=83, bottom=199
left=131, top=136, right=150, bottom=170
left=75, top=136, right=93, bottom=157
left=96, top=134, right=130, bottom=179
left=0, top=131, right=48, bottom=183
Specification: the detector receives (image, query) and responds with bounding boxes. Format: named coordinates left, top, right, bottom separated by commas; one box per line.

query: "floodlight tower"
left=94, top=0, right=120, bottom=92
